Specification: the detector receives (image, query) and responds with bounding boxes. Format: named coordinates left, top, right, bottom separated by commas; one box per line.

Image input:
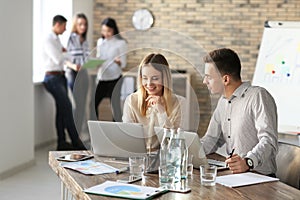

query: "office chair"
left=276, top=142, right=300, bottom=189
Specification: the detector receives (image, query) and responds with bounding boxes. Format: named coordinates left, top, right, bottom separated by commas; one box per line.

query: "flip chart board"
left=252, top=21, right=300, bottom=133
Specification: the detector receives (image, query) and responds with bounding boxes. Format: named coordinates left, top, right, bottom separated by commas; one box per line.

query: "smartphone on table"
left=57, top=153, right=94, bottom=162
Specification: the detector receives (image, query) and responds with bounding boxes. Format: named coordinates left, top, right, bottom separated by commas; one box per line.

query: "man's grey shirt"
left=201, top=82, right=278, bottom=175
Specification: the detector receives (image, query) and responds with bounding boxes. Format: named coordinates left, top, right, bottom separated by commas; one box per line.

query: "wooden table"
left=49, top=151, right=300, bottom=200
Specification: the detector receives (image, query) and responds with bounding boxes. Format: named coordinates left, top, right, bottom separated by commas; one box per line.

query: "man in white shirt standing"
left=201, top=48, right=278, bottom=177
left=42, top=15, right=85, bottom=150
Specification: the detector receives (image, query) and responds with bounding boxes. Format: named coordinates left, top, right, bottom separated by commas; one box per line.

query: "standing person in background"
left=66, top=13, right=89, bottom=91
left=66, top=13, right=89, bottom=134
left=201, top=48, right=278, bottom=176
left=95, top=17, right=127, bottom=121
left=42, top=15, right=86, bottom=150
left=122, top=53, right=187, bottom=151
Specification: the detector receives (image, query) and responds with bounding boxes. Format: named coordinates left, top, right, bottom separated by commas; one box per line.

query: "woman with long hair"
left=66, top=13, right=89, bottom=134
left=95, top=17, right=127, bottom=121
left=66, top=13, right=89, bottom=90
left=122, top=53, right=186, bottom=150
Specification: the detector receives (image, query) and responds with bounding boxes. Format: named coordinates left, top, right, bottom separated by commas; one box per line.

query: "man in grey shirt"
left=201, top=48, right=278, bottom=176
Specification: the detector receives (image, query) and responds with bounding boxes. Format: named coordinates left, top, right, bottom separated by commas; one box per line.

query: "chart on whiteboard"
left=253, top=23, right=300, bottom=133
left=254, top=29, right=300, bottom=84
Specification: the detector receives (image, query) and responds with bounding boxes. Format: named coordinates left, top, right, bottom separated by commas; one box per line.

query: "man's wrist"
left=245, top=157, right=254, bottom=169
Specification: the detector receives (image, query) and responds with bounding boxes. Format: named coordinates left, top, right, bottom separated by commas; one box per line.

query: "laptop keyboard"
left=207, top=159, right=227, bottom=168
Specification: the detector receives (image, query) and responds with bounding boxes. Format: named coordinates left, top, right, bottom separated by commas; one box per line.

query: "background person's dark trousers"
left=43, top=74, right=86, bottom=150
left=95, top=76, right=123, bottom=122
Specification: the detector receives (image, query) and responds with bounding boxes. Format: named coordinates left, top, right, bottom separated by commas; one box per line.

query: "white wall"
left=33, top=0, right=73, bottom=83
left=0, top=0, right=34, bottom=176
left=34, top=84, right=56, bottom=146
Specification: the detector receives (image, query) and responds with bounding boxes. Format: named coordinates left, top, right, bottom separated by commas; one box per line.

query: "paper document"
left=216, top=172, right=279, bottom=188
left=60, top=160, right=118, bottom=175
left=84, top=181, right=167, bottom=200
left=82, top=59, right=105, bottom=69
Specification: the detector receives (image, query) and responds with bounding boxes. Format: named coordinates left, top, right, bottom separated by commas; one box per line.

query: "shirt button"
left=228, top=101, right=231, bottom=103
left=228, top=136, right=231, bottom=138
left=228, top=118, right=230, bottom=121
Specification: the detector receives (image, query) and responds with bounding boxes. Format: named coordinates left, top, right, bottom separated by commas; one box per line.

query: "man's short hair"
left=203, top=48, right=242, bottom=81
left=53, top=15, right=67, bottom=26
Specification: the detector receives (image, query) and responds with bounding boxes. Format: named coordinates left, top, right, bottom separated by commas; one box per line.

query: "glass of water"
left=129, top=156, right=145, bottom=177
left=159, top=165, right=176, bottom=189
left=187, top=154, right=194, bottom=177
left=200, top=165, right=217, bottom=186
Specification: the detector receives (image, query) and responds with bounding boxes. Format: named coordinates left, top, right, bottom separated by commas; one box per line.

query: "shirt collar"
left=71, top=32, right=78, bottom=37
left=223, top=81, right=251, bottom=100
left=104, top=37, right=118, bottom=43
left=232, top=81, right=251, bottom=98
left=50, top=31, right=59, bottom=40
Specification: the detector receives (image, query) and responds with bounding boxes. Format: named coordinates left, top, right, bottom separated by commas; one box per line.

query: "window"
left=33, top=0, right=72, bottom=83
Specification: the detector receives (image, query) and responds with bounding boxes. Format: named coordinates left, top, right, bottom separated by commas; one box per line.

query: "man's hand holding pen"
left=225, top=148, right=249, bottom=174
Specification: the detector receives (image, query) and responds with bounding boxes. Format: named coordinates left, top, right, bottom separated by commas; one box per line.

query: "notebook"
left=216, top=172, right=279, bottom=188
left=88, top=121, right=147, bottom=158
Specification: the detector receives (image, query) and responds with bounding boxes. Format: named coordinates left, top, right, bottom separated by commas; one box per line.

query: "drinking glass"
left=200, top=165, right=217, bottom=186
left=129, top=156, right=145, bottom=177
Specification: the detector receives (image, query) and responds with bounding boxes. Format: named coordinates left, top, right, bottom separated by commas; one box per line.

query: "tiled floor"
left=0, top=143, right=61, bottom=200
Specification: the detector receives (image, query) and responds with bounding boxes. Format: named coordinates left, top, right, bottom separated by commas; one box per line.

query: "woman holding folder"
left=95, top=17, right=127, bottom=121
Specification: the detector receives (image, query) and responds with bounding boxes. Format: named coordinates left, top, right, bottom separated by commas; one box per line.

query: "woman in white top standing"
left=95, top=17, right=127, bottom=121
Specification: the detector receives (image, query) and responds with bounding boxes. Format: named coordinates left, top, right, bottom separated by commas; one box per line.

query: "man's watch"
left=245, top=158, right=254, bottom=169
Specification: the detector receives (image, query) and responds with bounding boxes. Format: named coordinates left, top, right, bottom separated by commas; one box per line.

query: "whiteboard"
left=252, top=21, right=300, bottom=133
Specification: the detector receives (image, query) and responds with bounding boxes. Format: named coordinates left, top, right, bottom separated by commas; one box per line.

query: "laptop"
left=154, top=127, right=208, bottom=168
left=88, top=120, right=147, bottom=158
left=88, top=120, right=218, bottom=169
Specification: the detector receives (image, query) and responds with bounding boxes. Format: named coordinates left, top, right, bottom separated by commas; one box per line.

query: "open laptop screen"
left=88, top=120, right=147, bottom=158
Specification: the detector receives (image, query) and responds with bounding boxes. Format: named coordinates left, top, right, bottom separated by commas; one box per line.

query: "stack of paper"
left=216, top=172, right=279, bottom=188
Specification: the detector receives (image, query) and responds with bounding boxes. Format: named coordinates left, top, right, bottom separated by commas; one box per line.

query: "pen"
left=226, top=148, right=235, bottom=168
left=229, top=148, right=235, bottom=158
left=116, top=167, right=129, bottom=174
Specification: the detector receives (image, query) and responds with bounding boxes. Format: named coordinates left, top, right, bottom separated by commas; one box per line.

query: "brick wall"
left=93, top=0, right=300, bottom=136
